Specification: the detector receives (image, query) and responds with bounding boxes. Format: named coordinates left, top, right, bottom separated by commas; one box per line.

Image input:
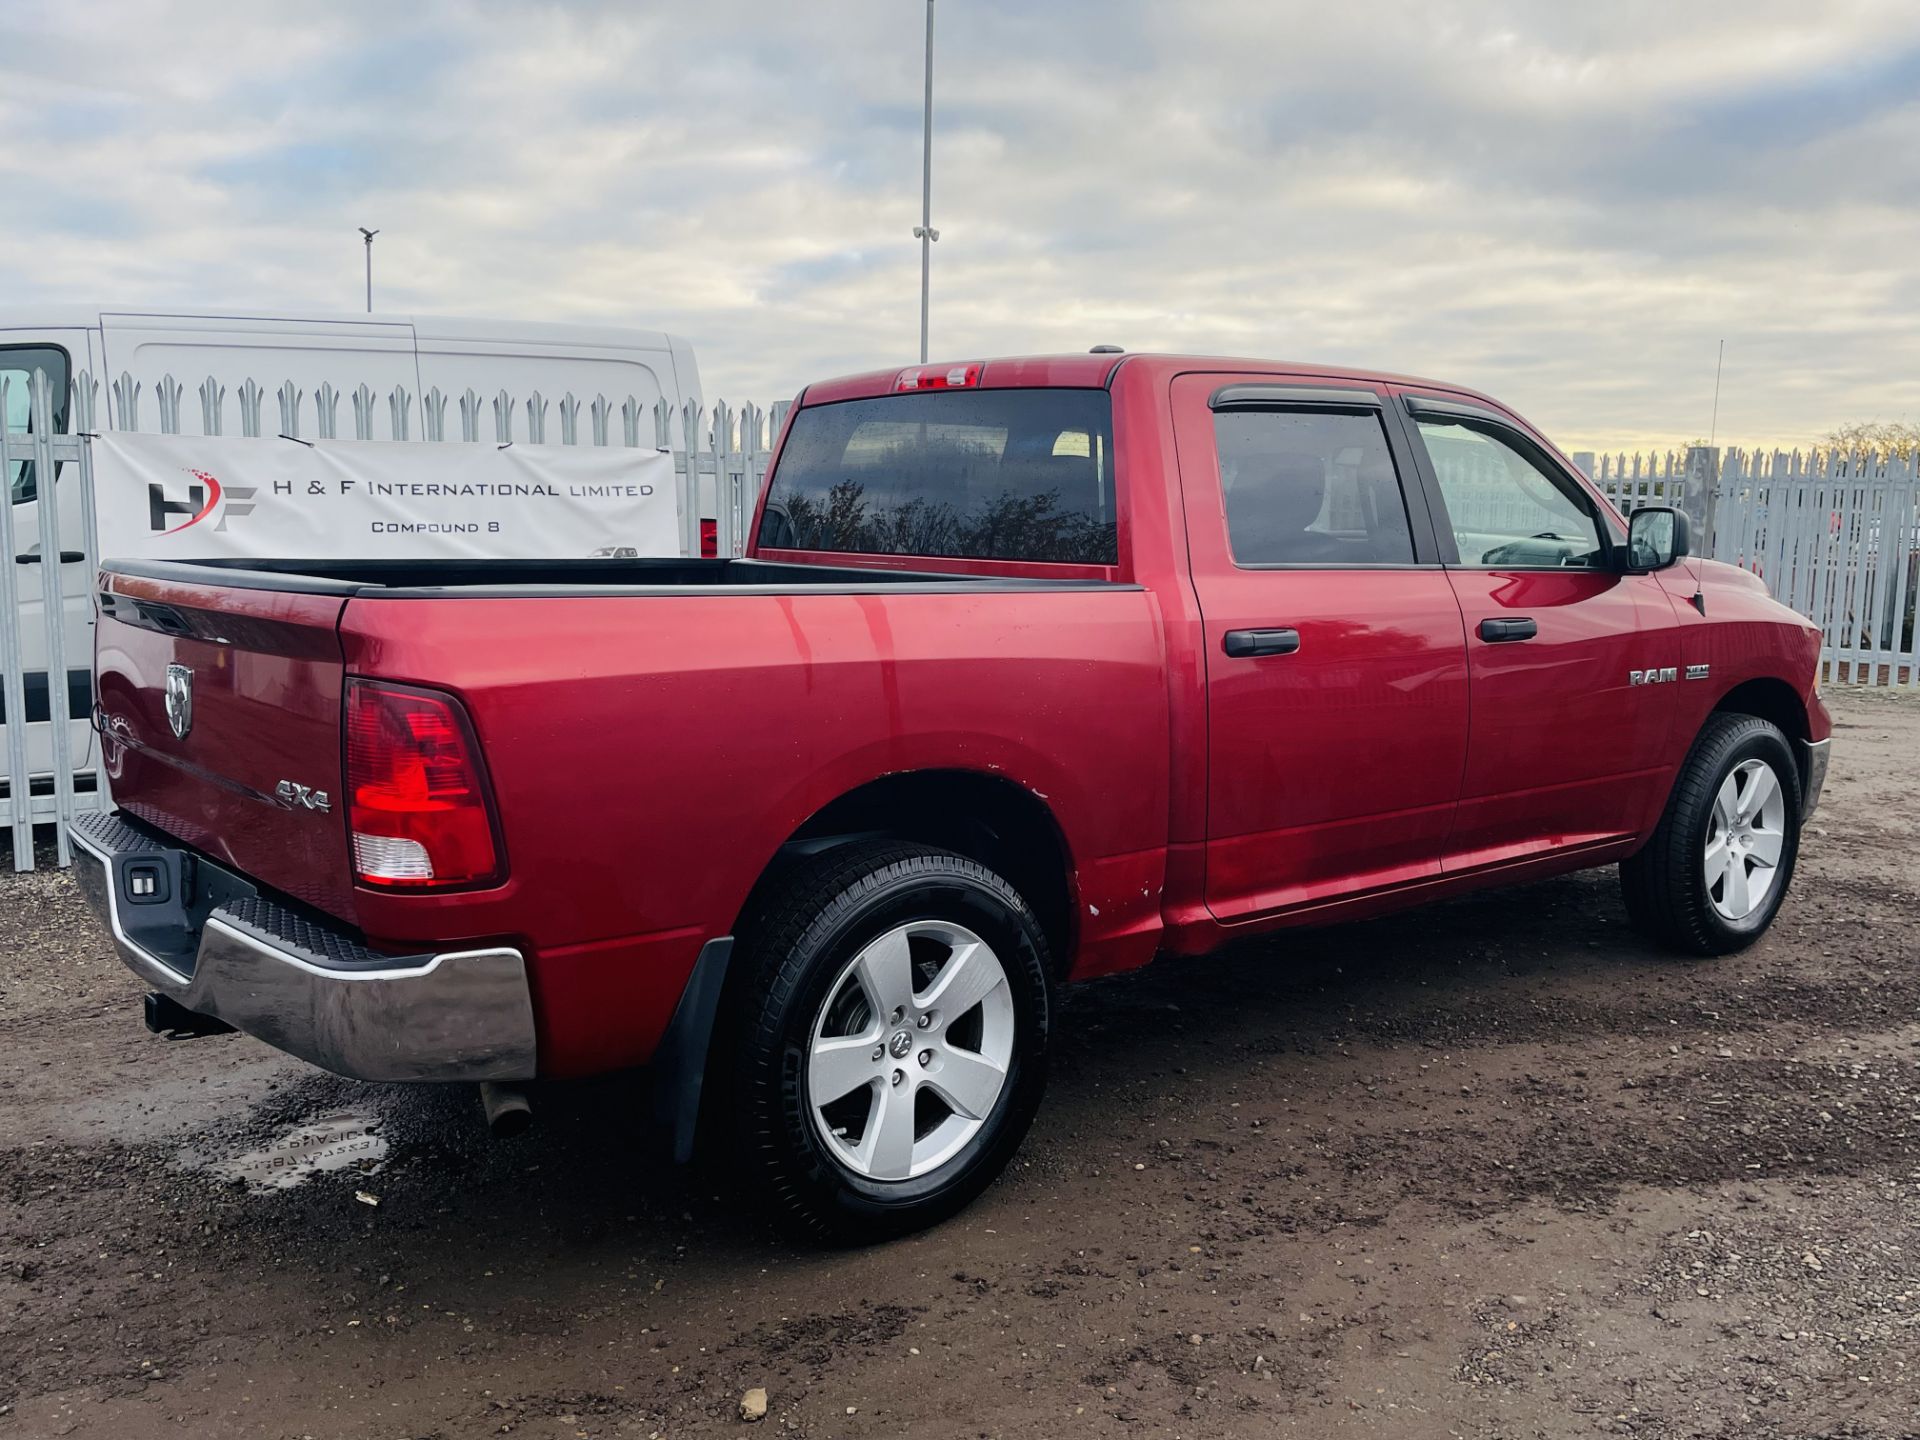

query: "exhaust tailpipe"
left=479, top=1081, right=532, bottom=1139
left=143, top=992, right=235, bottom=1039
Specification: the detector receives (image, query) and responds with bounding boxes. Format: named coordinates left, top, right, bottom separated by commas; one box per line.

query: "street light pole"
left=359, top=227, right=380, bottom=313
left=912, top=0, right=937, bottom=364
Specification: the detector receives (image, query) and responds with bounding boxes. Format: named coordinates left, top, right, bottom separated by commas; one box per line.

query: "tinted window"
left=3, top=345, right=72, bottom=505
left=1212, top=409, right=1415, bottom=565
left=759, top=388, right=1116, bottom=565
left=1416, top=418, right=1604, bottom=568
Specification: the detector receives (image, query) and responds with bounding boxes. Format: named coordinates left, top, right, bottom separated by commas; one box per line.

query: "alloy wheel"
left=1705, top=757, right=1787, bottom=921
left=806, top=920, right=1015, bottom=1181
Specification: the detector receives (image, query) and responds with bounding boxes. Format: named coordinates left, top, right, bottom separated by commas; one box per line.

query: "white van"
left=2, top=308, right=703, bottom=807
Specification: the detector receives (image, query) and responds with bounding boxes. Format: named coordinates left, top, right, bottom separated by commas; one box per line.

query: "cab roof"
left=799, top=352, right=1496, bottom=408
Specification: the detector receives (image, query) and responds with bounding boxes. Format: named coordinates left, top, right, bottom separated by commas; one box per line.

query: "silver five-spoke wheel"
left=807, top=920, right=1015, bottom=1182
left=1705, top=756, right=1786, bottom=921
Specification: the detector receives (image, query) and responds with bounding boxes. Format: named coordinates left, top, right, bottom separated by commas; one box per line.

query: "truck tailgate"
left=95, top=571, right=359, bottom=922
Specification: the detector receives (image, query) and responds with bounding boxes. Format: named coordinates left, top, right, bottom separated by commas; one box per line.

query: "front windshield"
left=3, top=344, right=73, bottom=506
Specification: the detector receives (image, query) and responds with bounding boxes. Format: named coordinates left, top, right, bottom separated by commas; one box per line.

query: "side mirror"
left=1623, top=506, right=1691, bottom=572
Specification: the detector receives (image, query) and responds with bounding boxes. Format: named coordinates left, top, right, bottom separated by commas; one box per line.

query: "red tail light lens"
left=700, top=518, right=718, bottom=557
left=345, top=680, right=503, bottom=889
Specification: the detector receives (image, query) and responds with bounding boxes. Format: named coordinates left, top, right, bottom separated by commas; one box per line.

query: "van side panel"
left=411, top=319, right=683, bottom=431
left=97, top=314, right=419, bottom=434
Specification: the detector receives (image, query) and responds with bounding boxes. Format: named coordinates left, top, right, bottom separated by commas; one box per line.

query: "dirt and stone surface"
left=3, top=687, right=1916, bottom=1439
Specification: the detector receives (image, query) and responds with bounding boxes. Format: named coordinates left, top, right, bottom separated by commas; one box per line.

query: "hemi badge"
left=1685, top=663, right=1711, bottom=681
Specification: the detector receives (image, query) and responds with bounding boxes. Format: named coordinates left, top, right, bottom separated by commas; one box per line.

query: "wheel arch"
left=734, top=768, right=1078, bottom=979
left=678, top=771, right=1073, bottom=1171
left=1709, top=676, right=1813, bottom=790
left=1711, top=676, right=1809, bottom=742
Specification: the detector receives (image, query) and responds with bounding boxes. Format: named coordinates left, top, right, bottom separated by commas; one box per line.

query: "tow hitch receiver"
left=143, top=991, right=236, bottom=1040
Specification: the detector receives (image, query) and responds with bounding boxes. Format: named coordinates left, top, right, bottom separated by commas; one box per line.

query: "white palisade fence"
left=2, top=366, right=788, bottom=870
left=1, top=368, right=96, bottom=869
left=105, top=368, right=788, bottom=561
left=1584, top=446, right=1920, bottom=688
left=1698, top=448, right=1918, bottom=688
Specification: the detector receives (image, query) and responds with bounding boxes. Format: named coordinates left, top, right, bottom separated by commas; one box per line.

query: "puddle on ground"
left=181, top=1110, right=388, bottom=1193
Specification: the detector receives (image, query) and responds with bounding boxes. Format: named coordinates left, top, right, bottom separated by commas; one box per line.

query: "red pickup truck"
left=76, top=352, right=1830, bottom=1238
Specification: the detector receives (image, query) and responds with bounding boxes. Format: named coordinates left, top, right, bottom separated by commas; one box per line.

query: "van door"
left=3, top=333, right=94, bottom=796
left=1171, top=372, right=1471, bottom=923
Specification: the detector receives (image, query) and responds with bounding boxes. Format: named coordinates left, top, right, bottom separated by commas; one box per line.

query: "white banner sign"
left=91, top=432, right=681, bottom=561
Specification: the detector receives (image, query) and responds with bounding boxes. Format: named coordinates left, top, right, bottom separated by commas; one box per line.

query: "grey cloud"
left=1, top=0, right=1917, bottom=449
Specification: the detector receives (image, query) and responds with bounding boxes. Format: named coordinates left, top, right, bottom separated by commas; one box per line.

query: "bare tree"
left=1820, top=420, right=1920, bottom=459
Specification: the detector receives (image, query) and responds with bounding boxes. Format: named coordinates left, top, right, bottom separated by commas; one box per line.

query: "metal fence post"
left=711, top=400, right=734, bottom=559
left=681, top=398, right=703, bottom=559
left=1683, top=445, right=1718, bottom=554
left=0, top=377, right=32, bottom=868
left=31, top=370, right=75, bottom=865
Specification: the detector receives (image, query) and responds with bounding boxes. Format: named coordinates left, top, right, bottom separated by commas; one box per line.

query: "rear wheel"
left=1621, top=713, right=1803, bottom=955
left=730, top=840, right=1051, bottom=1242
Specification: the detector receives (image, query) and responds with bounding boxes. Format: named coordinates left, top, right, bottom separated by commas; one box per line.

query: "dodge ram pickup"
left=75, top=352, right=1831, bottom=1238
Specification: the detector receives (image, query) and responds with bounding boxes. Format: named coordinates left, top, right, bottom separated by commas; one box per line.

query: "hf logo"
left=148, top=468, right=258, bottom=536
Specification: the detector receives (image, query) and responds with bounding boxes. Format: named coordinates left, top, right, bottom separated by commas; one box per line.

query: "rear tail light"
left=894, top=363, right=980, bottom=392
left=700, top=518, right=718, bottom=557
left=345, top=679, right=504, bottom=889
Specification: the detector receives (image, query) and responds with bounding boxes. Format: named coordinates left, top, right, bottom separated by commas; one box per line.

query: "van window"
left=3, top=345, right=72, bottom=505
left=759, top=388, right=1116, bottom=565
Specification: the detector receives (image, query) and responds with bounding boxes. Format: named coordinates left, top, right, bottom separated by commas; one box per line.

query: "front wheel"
left=1621, top=713, right=1804, bottom=955
left=729, top=840, right=1052, bottom=1242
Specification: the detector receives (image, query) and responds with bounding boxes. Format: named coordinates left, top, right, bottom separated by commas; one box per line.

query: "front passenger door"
left=1397, top=392, right=1682, bottom=873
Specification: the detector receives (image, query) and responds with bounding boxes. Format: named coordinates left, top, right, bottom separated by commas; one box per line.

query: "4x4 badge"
left=274, top=779, right=332, bottom=813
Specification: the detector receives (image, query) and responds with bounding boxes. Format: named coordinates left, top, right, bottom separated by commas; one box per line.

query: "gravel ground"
left=2, top=687, right=1916, bottom=1439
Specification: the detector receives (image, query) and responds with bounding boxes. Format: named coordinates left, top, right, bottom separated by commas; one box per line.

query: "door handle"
left=1223, top=627, right=1301, bottom=658
left=1477, top=617, right=1538, bottom=643
left=16, top=550, right=84, bottom=564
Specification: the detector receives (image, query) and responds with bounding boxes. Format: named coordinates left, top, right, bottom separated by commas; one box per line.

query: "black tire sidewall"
left=753, top=854, right=1051, bottom=1232
left=1682, top=723, right=1803, bottom=945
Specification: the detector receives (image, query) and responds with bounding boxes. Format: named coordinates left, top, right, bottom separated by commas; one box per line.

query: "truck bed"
left=91, top=555, right=1172, bottom=1077
left=103, top=556, right=1120, bottom=597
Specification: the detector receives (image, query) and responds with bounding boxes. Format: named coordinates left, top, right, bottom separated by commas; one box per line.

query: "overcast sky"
left=4, top=0, right=1918, bottom=452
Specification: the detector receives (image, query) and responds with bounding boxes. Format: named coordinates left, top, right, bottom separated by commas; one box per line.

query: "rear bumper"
left=1801, top=738, right=1831, bottom=818
left=72, top=812, right=536, bottom=1083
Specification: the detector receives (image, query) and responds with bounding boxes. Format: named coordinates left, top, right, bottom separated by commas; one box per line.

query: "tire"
left=728, top=839, right=1052, bottom=1242
left=1621, top=713, right=1803, bottom=956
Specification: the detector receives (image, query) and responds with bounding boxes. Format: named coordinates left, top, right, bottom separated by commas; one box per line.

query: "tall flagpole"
left=912, top=1, right=938, bottom=363
left=360, top=227, right=379, bottom=313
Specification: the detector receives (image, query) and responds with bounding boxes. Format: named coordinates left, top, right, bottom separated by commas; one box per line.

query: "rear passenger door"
left=1170, top=374, right=1470, bottom=924
left=1395, top=391, right=1682, bottom=871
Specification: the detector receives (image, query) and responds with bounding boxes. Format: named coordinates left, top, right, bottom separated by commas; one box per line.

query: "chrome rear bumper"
left=72, top=812, right=536, bottom=1083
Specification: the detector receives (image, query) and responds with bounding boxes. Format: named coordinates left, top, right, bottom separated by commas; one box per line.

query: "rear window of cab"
left=758, top=388, right=1117, bottom=565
